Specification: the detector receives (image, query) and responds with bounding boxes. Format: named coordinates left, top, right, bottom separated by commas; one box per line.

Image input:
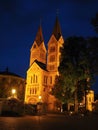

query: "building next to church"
left=0, top=68, right=25, bottom=102
left=24, top=17, right=64, bottom=112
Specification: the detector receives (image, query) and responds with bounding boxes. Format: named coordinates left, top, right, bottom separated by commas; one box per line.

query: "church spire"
left=35, top=25, right=44, bottom=46
left=52, top=16, right=62, bottom=40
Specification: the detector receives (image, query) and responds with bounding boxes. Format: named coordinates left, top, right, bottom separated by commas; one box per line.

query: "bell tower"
left=29, top=25, right=46, bottom=66
left=47, top=17, right=64, bottom=72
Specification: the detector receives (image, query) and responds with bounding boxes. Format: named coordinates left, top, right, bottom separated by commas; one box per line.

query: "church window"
left=50, top=55, right=55, bottom=62
left=32, top=74, right=38, bottom=83
left=49, top=46, right=55, bottom=53
left=43, top=87, right=45, bottom=91
left=50, top=76, right=52, bottom=84
left=35, top=87, right=37, bottom=94
left=44, top=76, right=48, bottom=84
left=31, top=76, right=33, bottom=84
left=33, top=74, right=35, bottom=83
left=29, top=87, right=38, bottom=95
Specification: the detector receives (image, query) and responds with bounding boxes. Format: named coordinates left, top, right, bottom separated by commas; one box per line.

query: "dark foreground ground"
left=0, top=113, right=98, bottom=130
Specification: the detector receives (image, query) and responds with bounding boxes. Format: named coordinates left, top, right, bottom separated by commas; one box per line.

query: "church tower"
left=29, top=25, right=46, bottom=66
left=47, top=17, right=64, bottom=73
left=25, top=17, right=64, bottom=111
left=25, top=25, right=47, bottom=105
left=46, top=17, right=64, bottom=111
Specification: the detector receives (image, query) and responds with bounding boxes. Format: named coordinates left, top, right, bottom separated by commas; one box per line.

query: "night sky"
left=0, top=0, right=98, bottom=93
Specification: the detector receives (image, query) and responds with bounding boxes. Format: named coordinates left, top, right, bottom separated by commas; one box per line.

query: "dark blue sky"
left=0, top=0, right=98, bottom=93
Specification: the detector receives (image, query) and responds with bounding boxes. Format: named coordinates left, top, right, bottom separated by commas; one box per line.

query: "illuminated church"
left=24, top=17, right=64, bottom=111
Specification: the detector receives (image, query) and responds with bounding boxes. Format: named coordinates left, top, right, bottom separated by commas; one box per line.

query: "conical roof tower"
left=35, top=25, right=44, bottom=46
left=47, top=16, right=64, bottom=72
left=52, top=16, right=62, bottom=40
left=29, top=24, right=46, bottom=66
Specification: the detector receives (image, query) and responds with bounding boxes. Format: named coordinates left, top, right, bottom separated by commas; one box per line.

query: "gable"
left=27, top=62, right=41, bottom=74
left=31, top=41, right=39, bottom=51
left=27, top=60, right=47, bottom=74
left=39, top=41, right=47, bottom=53
left=48, top=35, right=57, bottom=46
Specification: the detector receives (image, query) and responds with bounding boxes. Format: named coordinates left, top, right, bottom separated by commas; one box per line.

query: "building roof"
left=35, top=25, right=44, bottom=46
left=52, top=17, right=62, bottom=40
left=0, top=68, right=22, bottom=78
left=35, top=60, right=47, bottom=71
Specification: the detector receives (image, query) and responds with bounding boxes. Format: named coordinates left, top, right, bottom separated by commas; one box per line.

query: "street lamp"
left=12, top=89, right=16, bottom=98
left=39, top=96, right=42, bottom=100
left=38, top=96, right=42, bottom=114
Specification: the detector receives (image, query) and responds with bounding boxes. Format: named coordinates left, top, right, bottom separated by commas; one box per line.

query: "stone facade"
left=25, top=17, right=64, bottom=112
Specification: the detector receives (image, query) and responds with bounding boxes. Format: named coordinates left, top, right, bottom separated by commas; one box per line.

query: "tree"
left=91, top=13, right=98, bottom=33
left=52, top=36, right=95, bottom=112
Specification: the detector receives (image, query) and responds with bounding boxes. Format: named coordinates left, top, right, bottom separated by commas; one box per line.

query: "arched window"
left=31, top=76, right=33, bottom=84
left=50, top=55, right=55, bottom=62
left=33, top=74, right=35, bottom=83
left=49, top=46, right=55, bottom=53
left=50, top=76, right=52, bottom=84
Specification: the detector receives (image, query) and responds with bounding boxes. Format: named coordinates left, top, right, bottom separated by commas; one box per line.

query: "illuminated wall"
left=24, top=17, right=64, bottom=111
left=86, top=90, right=94, bottom=111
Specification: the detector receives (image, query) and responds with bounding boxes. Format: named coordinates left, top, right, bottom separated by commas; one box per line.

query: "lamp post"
left=38, top=96, right=42, bottom=114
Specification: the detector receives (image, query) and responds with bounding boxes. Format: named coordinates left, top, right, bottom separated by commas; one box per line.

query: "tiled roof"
left=35, top=60, right=47, bottom=71
left=0, top=71, right=22, bottom=78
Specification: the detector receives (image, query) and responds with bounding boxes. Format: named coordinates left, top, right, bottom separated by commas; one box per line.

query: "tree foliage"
left=52, top=36, right=98, bottom=108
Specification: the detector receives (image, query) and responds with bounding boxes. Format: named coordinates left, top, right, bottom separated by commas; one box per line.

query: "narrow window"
left=30, top=88, right=32, bottom=95
left=33, top=74, right=35, bottom=83
left=50, top=46, right=55, bottom=53
left=44, top=76, right=48, bottom=84
left=50, top=55, right=55, bottom=62
left=31, top=76, right=32, bottom=84
left=50, top=76, right=52, bottom=84
left=35, top=87, right=37, bottom=94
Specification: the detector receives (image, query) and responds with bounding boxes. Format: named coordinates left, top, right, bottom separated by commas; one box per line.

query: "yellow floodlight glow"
left=12, top=89, right=16, bottom=94
left=39, top=95, right=42, bottom=100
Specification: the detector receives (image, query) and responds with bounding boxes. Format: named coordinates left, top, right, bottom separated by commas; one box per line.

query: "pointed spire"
left=35, top=25, right=44, bottom=46
left=52, top=16, right=62, bottom=40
